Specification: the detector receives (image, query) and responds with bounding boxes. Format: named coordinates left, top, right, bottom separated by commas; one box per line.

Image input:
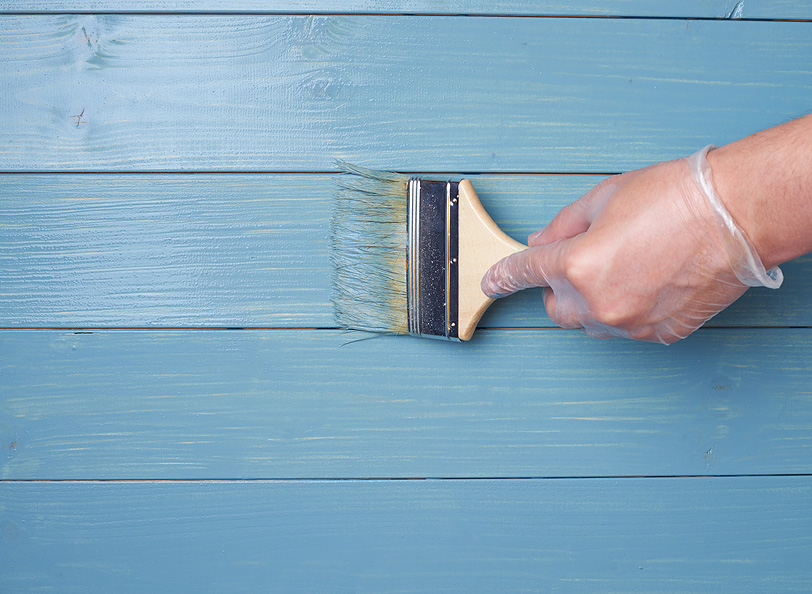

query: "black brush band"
left=407, top=178, right=460, bottom=341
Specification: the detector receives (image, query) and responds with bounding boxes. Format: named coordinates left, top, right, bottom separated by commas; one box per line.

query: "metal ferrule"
left=406, top=178, right=460, bottom=341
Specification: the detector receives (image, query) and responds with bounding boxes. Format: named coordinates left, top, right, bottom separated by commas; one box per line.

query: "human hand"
left=481, top=147, right=782, bottom=344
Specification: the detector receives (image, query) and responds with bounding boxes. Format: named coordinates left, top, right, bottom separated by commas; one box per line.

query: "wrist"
left=705, top=144, right=777, bottom=268
left=707, top=145, right=781, bottom=268
left=688, top=146, right=782, bottom=289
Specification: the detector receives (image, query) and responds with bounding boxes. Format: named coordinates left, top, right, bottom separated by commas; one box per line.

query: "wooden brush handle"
left=457, top=179, right=527, bottom=341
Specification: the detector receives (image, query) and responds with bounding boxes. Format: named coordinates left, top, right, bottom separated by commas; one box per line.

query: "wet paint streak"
left=2, top=174, right=811, bottom=328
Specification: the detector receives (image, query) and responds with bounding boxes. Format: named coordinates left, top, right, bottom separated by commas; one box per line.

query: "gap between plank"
left=0, top=326, right=808, bottom=332
left=0, top=12, right=809, bottom=22
left=2, top=474, right=811, bottom=484
left=0, top=170, right=623, bottom=176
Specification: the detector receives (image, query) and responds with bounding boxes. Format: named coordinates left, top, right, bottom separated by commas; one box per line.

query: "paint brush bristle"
left=330, top=161, right=409, bottom=334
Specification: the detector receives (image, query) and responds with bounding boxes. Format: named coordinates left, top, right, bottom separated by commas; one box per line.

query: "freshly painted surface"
left=0, top=0, right=807, bottom=19
left=3, top=328, right=812, bottom=479
left=2, top=173, right=807, bottom=328
left=2, top=8, right=811, bottom=593
left=3, top=477, right=812, bottom=593
left=1, top=16, right=810, bottom=172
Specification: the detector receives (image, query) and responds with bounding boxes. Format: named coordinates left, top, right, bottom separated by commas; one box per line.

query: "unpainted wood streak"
left=0, top=0, right=806, bottom=19
left=1, top=16, right=810, bottom=172
left=3, top=477, right=812, bottom=592
left=2, top=329, right=812, bottom=480
left=2, top=173, right=807, bottom=328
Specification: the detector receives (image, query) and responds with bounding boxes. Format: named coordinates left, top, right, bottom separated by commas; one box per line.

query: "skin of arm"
left=708, top=113, right=812, bottom=270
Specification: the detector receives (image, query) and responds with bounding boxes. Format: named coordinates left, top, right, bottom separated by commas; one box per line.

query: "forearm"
left=708, top=113, right=812, bottom=269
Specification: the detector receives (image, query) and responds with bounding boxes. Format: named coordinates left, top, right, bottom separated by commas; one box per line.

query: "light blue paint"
left=0, top=174, right=332, bottom=327
left=0, top=0, right=805, bottom=19
left=1, top=10, right=811, bottom=592
left=3, top=477, right=812, bottom=593
left=0, top=16, right=810, bottom=171
left=2, top=329, right=812, bottom=479
left=1, top=173, right=808, bottom=327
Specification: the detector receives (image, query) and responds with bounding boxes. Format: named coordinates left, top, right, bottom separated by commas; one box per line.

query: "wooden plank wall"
left=1, top=1, right=811, bottom=19
left=2, top=3, right=811, bottom=591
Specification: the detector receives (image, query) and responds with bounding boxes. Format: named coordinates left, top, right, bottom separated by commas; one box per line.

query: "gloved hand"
left=481, top=146, right=782, bottom=344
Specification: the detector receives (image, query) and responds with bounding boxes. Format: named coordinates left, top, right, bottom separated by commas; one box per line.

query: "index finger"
left=481, top=239, right=571, bottom=299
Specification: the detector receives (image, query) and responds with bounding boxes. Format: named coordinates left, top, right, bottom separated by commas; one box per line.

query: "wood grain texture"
left=1, top=15, right=810, bottom=172
left=2, top=173, right=808, bottom=328
left=457, top=179, right=527, bottom=340
left=3, top=328, right=812, bottom=480
left=3, top=477, right=812, bottom=593
left=0, top=174, right=330, bottom=327
left=0, top=0, right=807, bottom=19
left=2, top=9, right=811, bottom=594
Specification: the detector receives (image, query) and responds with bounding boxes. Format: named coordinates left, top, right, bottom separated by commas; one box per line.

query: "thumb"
left=481, top=240, right=569, bottom=298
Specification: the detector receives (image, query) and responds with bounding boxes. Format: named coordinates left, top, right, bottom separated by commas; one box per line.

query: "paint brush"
left=331, top=162, right=528, bottom=341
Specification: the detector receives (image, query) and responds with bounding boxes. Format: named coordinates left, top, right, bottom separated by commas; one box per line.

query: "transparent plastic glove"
left=481, top=146, right=782, bottom=344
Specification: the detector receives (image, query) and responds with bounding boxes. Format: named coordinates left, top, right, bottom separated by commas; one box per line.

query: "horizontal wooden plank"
left=0, top=1, right=807, bottom=19
left=3, top=328, right=812, bottom=479
left=3, top=477, right=812, bottom=592
left=0, top=174, right=333, bottom=328
left=1, top=15, right=810, bottom=172
left=2, top=173, right=808, bottom=328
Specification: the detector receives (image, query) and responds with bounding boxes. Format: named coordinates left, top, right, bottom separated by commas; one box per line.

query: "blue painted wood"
left=0, top=0, right=807, bottom=19
left=1, top=16, right=810, bottom=172
left=2, top=173, right=808, bottom=328
left=3, top=477, right=812, bottom=593
left=0, top=174, right=332, bottom=328
left=3, top=329, right=812, bottom=479
left=2, top=9, right=811, bottom=592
